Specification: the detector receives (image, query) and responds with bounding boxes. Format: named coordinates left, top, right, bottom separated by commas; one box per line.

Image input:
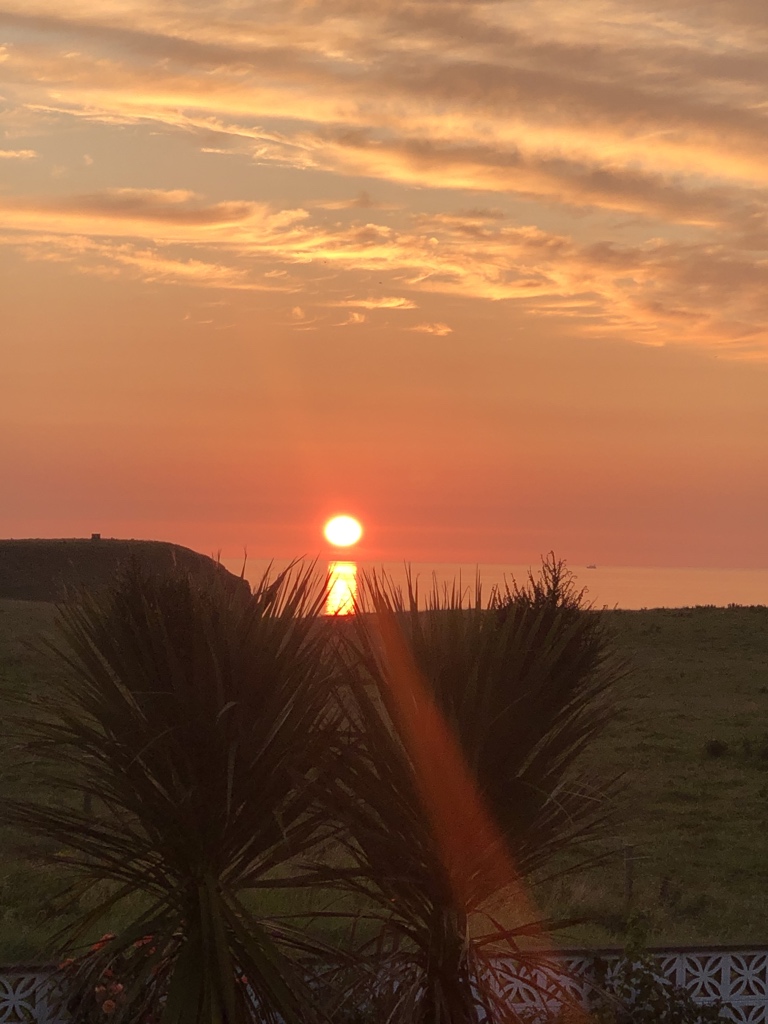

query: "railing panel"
left=0, top=971, right=59, bottom=1024
left=4, top=947, right=768, bottom=1022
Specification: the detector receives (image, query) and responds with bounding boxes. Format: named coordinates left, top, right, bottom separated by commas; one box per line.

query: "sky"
left=2, top=0, right=768, bottom=568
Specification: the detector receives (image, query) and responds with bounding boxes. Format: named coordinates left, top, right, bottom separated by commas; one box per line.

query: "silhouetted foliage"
left=3, top=563, right=343, bottom=1024
left=3, top=554, right=622, bottom=1024
left=586, top=919, right=726, bottom=1024
left=703, top=739, right=729, bottom=759
left=319, top=555, right=623, bottom=1024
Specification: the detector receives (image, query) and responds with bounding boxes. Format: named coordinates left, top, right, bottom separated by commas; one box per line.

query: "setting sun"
left=323, top=515, right=363, bottom=548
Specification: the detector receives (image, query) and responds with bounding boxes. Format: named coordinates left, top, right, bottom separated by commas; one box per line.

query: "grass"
left=548, top=604, right=768, bottom=949
left=1, top=599, right=768, bottom=960
left=0, top=599, right=69, bottom=961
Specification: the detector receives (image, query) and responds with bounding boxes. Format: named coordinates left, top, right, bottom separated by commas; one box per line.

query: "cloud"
left=10, top=42, right=768, bottom=229
left=335, top=296, right=417, bottom=309
left=4, top=1, right=768, bottom=353
left=4, top=187, right=768, bottom=352
left=313, top=190, right=398, bottom=211
left=39, top=187, right=255, bottom=225
left=410, top=322, right=453, bottom=336
left=0, top=189, right=309, bottom=244
left=7, top=3, right=768, bottom=188
left=304, top=130, right=764, bottom=229
left=334, top=311, right=366, bottom=326
left=0, top=231, right=257, bottom=288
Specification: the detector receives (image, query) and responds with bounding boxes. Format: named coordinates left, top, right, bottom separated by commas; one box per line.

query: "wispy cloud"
left=410, top=322, right=452, bottom=337
left=4, top=187, right=768, bottom=352
left=3, top=1, right=768, bottom=353
left=333, top=310, right=366, bottom=326
left=0, top=189, right=309, bottom=241
left=334, top=296, right=417, bottom=310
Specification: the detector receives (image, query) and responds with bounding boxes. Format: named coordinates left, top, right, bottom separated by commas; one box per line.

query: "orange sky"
left=2, top=0, right=768, bottom=568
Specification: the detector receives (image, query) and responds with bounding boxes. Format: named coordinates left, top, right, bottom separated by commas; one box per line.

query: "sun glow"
left=326, top=560, right=357, bottom=615
left=323, top=514, right=363, bottom=547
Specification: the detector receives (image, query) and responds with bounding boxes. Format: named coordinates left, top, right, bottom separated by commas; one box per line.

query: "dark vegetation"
left=310, top=565, right=621, bottom=1020
left=583, top=931, right=726, bottom=1024
left=0, top=556, right=621, bottom=1023
left=0, top=548, right=766, bottom=1021
left=2, top=597, right=767, bottom=956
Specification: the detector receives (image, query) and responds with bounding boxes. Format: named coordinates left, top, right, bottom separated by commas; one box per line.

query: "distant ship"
left=586, top=564, right=597, bottom=569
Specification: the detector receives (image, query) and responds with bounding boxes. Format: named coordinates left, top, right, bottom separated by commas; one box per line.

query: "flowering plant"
left=56, top=932, right=168, bottom=1023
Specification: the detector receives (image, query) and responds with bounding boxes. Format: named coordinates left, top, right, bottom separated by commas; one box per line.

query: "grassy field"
left=1, top=598, right=767, bottom=961
left=553, top=604, right=768, bottom=949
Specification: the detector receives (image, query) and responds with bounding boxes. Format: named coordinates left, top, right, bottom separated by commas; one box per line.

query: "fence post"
left=624, top=843, right=635, bottom=914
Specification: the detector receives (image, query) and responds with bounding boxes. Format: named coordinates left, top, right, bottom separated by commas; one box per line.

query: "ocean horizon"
left=219, top=558, right=768, bottom=611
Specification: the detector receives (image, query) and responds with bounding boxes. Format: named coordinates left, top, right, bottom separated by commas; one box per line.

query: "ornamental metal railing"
left=0, top=968, right=60, bottom=1024
left=3, top=946, right=768, bottom=1023
left=495, top=946, right=768, bottom=1023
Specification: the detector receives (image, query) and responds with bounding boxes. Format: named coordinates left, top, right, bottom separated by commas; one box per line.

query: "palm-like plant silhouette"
left=322, top=557, right=622, bottom=1023
left=4, top=562, right=343, bottom=1024
left=4, top=554, right=620, bottom=1023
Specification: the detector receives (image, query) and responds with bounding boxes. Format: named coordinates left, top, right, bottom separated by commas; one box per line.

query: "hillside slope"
left=0, top=537, right=247, bottom=601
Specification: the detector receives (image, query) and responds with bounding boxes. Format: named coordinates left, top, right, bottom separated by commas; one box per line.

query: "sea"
left=219, top=559, right=768, bottom=611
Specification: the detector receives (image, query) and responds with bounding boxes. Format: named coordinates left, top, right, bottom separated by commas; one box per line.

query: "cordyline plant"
left=3, top=562, right=346, bottom=1024
left=316, top=555, right=623, bottom=1024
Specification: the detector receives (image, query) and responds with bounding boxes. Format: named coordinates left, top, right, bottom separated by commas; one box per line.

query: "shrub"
left=588, top=952, right=726, bottom=1024
left=702, top=739, right=728, bottom=758
left=321, top=554, right=624, bottom=1023
left=4, top=563, right=344, bottom=1024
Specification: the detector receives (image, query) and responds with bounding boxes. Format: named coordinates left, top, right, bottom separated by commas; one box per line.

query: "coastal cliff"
left=0, top=537, right=248, bottom=602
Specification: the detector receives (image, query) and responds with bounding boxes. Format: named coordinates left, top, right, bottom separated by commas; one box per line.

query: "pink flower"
left=102, top=999, right=117, bottom=1013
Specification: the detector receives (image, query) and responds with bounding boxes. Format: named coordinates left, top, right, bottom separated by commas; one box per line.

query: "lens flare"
left=323, top=515, right=363, bottom=547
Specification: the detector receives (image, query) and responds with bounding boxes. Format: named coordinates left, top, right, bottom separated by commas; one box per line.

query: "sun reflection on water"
left=326, top=561, right=357, bottom=615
